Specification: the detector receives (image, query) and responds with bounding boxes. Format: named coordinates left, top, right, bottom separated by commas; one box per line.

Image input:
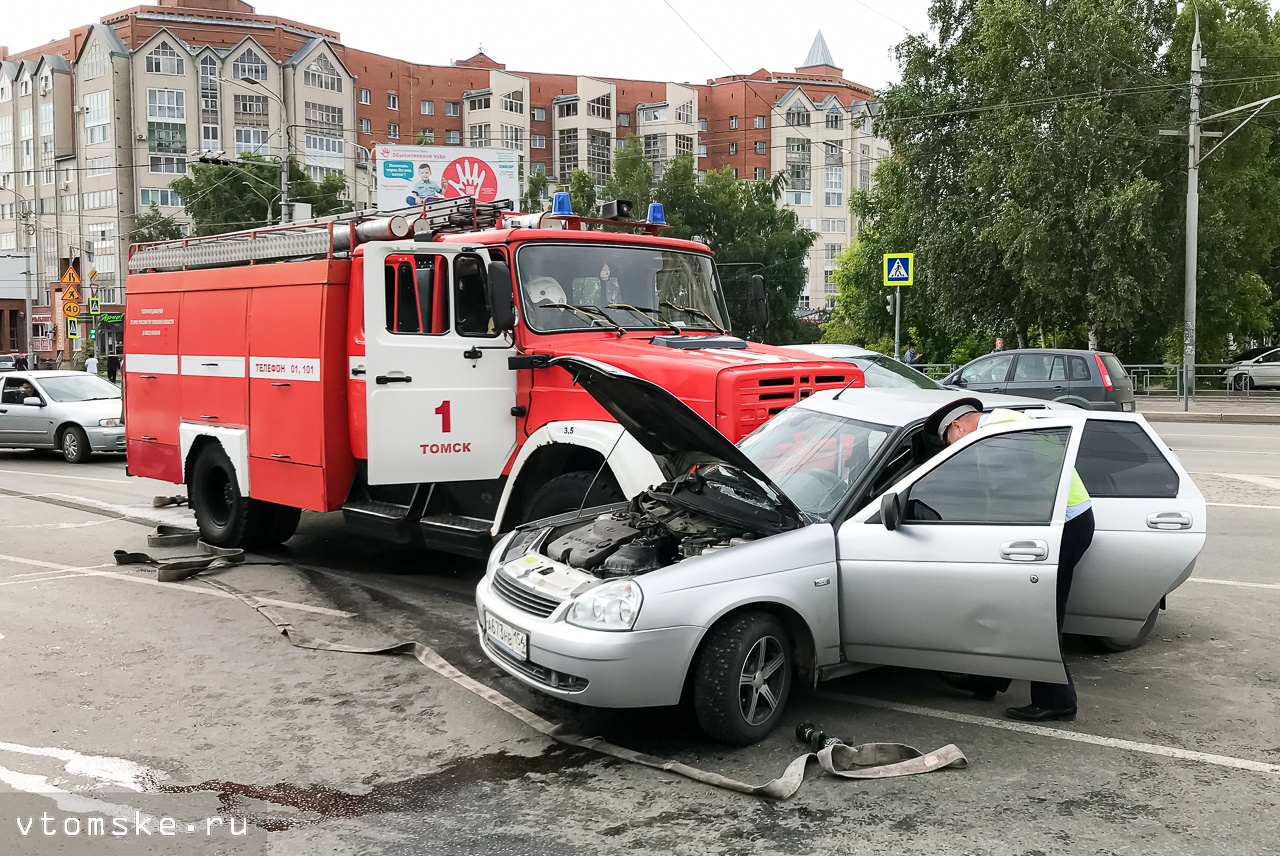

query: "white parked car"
left=0, top=371, right=125, bottom=462
left=1222, top=345, right=1280, bottom=391
left=476, top=358, right=1206, bottom=745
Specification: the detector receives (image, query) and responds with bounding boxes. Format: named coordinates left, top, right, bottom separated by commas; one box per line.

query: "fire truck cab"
left=124, top=195, right=863, bottom=557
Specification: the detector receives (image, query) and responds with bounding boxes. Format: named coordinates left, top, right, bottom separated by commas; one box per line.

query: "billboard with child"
left=375, top=145, right=519, bottom=211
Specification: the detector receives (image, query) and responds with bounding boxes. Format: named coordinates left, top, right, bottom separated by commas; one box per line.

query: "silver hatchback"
left=0, top=371, right=125, bottom=462
left=476, top=359, right=1206, bottom=745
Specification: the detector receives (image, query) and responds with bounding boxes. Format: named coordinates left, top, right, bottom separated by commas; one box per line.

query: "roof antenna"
left=832, top=372, right=861, bottom=401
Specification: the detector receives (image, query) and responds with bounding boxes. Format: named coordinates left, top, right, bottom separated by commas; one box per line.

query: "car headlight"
left=98, top=418, right=122, bottom=427
left=567, top=580, right=643, bottom=631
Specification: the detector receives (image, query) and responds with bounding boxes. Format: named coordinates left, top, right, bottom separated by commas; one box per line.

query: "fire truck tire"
left=522, top=470, right=623, bottom=524
left=189, top=444, right=273, bottom=549
left=260, top=504, right=302, bottom=546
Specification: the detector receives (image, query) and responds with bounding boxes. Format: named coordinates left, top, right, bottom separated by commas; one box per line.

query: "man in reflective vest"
left=934, top=400, right=1095, bottom=722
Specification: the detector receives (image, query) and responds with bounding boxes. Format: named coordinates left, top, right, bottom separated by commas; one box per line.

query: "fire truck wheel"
left=522, top=470, right=623, bottom=524
left=260, top=504, right=302, bottom=546
left=190, top=444, right=271, bottom=548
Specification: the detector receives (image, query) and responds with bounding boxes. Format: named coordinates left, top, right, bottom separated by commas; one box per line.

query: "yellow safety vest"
left=978, top=408, right=1092, bottom=519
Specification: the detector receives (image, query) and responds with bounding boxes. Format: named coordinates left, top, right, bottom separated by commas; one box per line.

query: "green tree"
left=521, top=170, right=548, bottom=212
left=604, top=135, right=653, bottom=211
left=127, top=203, right=184, bottom=246
left=414, top=131, right=434, bottom=146
left=567, top=168, right=598, bottom=217
left=171, top=155, right=352, bottom=235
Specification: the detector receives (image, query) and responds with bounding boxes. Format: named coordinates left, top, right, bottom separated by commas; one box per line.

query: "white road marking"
left=6, top=569, right=83, bottom=579
left=818, top=692, right=1280, bottom=776
left=0, top=553, right=355, bottom=618
left=0, top=468, right=130, bottom=485
left=0, top=740, right=165, bottom=791
left=0, top=573, right=85, bottom=587
left=1191, top=472, right=1280, bottom=490
left=1159, top=432, right=1280, bottom=439
left=1207, top=502, right=1280, bottom=510
left=1188, top=577, right=1280, bottom=591
left=0, top=765, right=146, bottom=820
left=1172, top=447, right=1280, bottom=455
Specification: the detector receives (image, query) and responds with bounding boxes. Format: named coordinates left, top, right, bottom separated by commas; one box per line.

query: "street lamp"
left=221, top=76, right=290, bottom=223
left=353, top=141, right=379, bottom=210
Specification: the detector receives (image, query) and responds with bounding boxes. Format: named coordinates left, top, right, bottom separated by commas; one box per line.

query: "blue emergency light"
left=551, top=192, right=573, bottom=216
left=646, top=202, right=666, bottom=225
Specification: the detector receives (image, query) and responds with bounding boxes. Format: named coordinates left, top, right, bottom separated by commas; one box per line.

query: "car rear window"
left=1076, top=420, right=1178, bottom=498
left=1101, top=354, right=1128, bottom=380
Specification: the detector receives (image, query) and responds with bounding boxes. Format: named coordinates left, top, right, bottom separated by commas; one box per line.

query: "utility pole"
left=1182, top=11, right=1203, bottom=411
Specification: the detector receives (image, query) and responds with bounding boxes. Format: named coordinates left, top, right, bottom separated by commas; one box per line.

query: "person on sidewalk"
left=903, top=342, right=918, bottom=366
left=85, top=354, right=99, bottom=375
left=927, top=399, right=1095, bottom=722
left=106, top=352, right=121, bottom=384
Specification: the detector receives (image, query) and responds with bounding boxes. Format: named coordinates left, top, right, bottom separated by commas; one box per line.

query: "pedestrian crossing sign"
left=883, top=253, right=914, bottom=286
left=89, top=297, right=101, bottom=315
left=66, top=318, right=80, bottom=340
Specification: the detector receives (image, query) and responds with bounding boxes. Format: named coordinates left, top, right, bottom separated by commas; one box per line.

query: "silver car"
left=0, top=371, right=125, bottom=462
left=475, top=358, right=1206, bottom=745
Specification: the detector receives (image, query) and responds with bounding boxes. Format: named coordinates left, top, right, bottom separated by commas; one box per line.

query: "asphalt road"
left=0, top=422, right=1277, bottom=855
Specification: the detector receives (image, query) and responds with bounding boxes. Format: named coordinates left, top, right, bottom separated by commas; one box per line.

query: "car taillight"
left=1094, top=354, right=1113, bottom=391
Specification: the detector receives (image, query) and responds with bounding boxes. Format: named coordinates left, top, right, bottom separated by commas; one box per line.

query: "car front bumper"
left=475, top=576, right=701, bottom=709
left=86, top=425, right=126, bottom=452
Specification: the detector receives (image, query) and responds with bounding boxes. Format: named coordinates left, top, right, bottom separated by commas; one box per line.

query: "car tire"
left=189, top=444, right=273, bottom=549
left=60, top=426, right=91, bottom=463
left=1233, top=373, right=1253, bottom=391
left=260, top=504, right=302, bottom=547
left=1094, top=605, right=1159, bottom=653
left=693, top=611, right=793, bottom=746
left=522, top=470, right=622, bottom=523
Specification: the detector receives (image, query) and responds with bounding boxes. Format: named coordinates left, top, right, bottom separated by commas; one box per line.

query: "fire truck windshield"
left=515, top=244, right=730, bottom=335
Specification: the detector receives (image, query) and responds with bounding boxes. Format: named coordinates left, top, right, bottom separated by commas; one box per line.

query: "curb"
left=1140, top=411, right=1280, bottom=424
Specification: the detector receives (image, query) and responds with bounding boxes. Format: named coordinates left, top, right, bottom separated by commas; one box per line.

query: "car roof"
left=974, top=348, right=1111, bottom=357
left=781, top=343, right=879, bottom=359
left=6, top=370, right=83, bottom=379
left=793, top=387, right=1011, bottom=428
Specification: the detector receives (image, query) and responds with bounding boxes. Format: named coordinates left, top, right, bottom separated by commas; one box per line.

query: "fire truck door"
left=363, top=243, right=518, bottom=486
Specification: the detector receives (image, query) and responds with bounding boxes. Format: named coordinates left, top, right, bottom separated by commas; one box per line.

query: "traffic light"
left=89, top=327, right=97, bottom=341
left=885, top=292, right=894, bottom=315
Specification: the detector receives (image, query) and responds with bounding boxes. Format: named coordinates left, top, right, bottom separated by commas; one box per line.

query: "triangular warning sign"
left=888, top=259, right=908, bottom=280
left=61, top=283, right=82, bottom=302
left=60, top=266, right=82, bottom=286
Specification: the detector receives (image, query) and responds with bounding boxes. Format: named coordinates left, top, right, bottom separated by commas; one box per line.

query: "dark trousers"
left=962, top=508, right=1095, bottom=708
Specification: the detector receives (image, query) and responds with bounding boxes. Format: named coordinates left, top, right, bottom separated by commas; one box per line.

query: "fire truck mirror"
left=751, top=274, right=770, bottom=332
left=485, top=261, right=516, bottom=334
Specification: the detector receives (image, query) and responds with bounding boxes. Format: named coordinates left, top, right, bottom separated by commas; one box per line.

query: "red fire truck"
left=123, top=195, right=863, bottom=557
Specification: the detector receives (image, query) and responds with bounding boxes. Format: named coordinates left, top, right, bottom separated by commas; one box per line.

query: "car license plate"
left=1123, top=401, right=1135, bottom=412
left=485, top=612, right=528, bottom=661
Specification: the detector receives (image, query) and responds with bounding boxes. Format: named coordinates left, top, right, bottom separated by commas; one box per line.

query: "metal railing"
left=1122, top=363, right=1280, bottom=400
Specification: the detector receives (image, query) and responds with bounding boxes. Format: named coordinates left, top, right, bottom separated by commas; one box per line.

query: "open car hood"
left=549, top=356, right=807, bottom=522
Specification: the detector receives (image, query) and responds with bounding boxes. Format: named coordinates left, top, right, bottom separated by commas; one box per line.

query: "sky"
left=7, top=0, right=936, bottom=91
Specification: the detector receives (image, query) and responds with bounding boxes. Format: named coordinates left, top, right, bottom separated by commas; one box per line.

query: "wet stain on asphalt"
left=163, top=744, right=598, bottom=831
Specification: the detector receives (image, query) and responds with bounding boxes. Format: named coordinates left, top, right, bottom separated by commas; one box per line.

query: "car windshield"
left=737, top=407, right=893, bottom=518
left=851, top=355, right=943, bottom=390
left=516, top=244, right=730, bottom=334
left=37, top=375, right=122, bottom=402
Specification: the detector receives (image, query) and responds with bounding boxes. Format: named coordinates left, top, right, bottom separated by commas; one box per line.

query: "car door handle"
left=0, top=408, right=6, bottom=414
left=375, top=375, right=412, bottom=384
left=1051, top=385, right=1065, bottom=390
left=1148, top=511, right=1192, bottom=530
left=1001, top=540, right=1048, bottom=562
left=350, top=366, right=366, bottom=376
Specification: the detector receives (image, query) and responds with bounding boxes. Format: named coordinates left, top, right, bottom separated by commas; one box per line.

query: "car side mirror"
left=23, top=397, right=42, bottom=407
left=880, top=492, right=903, bottom=531
left=751, top=274, right=769, bottom=333
left=485, top=261, right=516, bottom=333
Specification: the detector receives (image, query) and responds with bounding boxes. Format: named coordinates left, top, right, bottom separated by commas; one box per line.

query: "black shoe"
left=937, top=672, right=997, bottom=701
left=1005, top=704, right=1076, bottom=722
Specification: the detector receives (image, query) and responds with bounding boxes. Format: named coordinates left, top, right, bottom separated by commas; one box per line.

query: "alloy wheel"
left=738, top=635, right=786, bottom=726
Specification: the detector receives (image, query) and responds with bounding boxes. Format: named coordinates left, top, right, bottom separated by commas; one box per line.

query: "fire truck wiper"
left=606, top=304, right=682, bottom=335
left=660, top=301, right=728, bottom=336
left=545, top=302, right=627, bottom=334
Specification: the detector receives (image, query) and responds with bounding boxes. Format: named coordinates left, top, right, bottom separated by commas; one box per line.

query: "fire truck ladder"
left=127, top=198, right=513, bottom=273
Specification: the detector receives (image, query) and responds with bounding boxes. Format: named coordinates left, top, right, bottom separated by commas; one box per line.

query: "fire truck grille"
left=725, top=370, right=858, bottom=439
left=492, top=571, right=563, bottom=618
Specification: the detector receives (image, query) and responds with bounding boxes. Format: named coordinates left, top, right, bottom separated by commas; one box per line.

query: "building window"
left=676, top=101, right=693, bottom=124
left=233, top=93, right=267, bottom=117
left=697, top=143, right=706, bottom=158
left=732, top=168, right=739, bottom=179
left=877, top=147, right=889, bottom=163
left=359, top=88, right=370, bottom=104
left=675, top=134, right=692, bottom=157
left=502, top=90, right=524, bottom=114
left=698, top=118, right=707, bottom=132
left=199, top=56, right=219, bottom=112
left=729, top=115, right=738, bottom=130
left=468, top=95, right=491, bottom=111
left=446, top=102, right=460, bottom=116
left=145, top=41, right=183, bottom=75
left=859, top=144, right=871, bottom=190
left=469, top=123, right=491, bottom=147
left=232, top=48, right=268, bottom=81
left=786, top=105, right=810, bottom=127
left=18, top=78, right=30, bottom=96
left=824, top=270, right=837, bottom=294
left=826, top=109, right=843, bottom=130
left=304, top=132, right=344, bottom=173
left=754, top=115, right=766, bottom=129
left=0, top=79, right=9, bottom=102
left=388, top=122, right=400, bottom=139
left=149, top=155, right=186, bottom=174
left=588, top=94, right=611, bottom=120
left=140, top=188, right=183, bottom=207
left=824, top=165, right=844, bottom=207
left=821, top=218, right=847, bottom=233
left=728, top=142, right=738, bottom=156
left=148, top=121, right=186, bottom=155
left=755, top=167, right=766, bottom=180
left=84, top=91, right=110, bottom=144
left=530, top=162, right=546, bottom=175
left=530, top=134, right=546, bottom=149
left=557, top=101, right=578, bottom=119
left=304, top=55, right=342, bottom=91
left=305, top=102, right=343, bottom=132
left=81, top=189, right=116, bottom=210
left=445, top=130, right=460, bottom=144
left=82, top=44, right=108, bottom=80
left=785, top=137, right=811, bottom=205
left=861, top=117, right=872, bottom=133
left=642, top=134, right=666, bottom=166
left=557, top=128, right=578, bottom=184
left=640, top=105, right=666, bottom=123
left=359, top=117, right=371, bottom=133
left=500, top=123, right=523, bottom=150
left=147, top=89, right=185, bottom=120
left=234, top=127, right=269, bottom=156
left=533, top=107, right=545, bottom=122
left=421, top=100, right=434, bottom=115
left=797, top=294, right=810, bottom=311
left=418, top=128, right=434, bottom=143
left=85, top=156, right=111, bottom=177
left=755, top=140, right=766, bottom=155
left=616, top=137, right=626, bottom=150
left=617, top=113, right=630, bottom=128
left=587, top=129, right=611, bottom=186
left=388, top=92, right=399, bottom=110
left=824, top=243, right=843, bottom=265
left=201, top=123, right=220, bottom=151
